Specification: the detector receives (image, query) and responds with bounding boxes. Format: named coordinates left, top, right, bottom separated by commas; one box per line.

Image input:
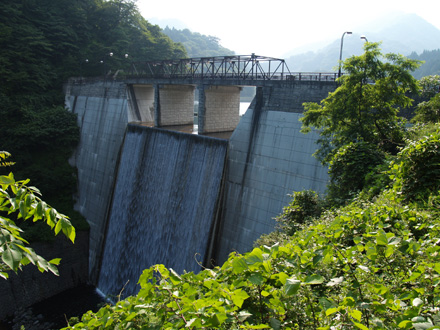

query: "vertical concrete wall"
left=158, top=85, right=195, bottom=126
left=201, top=85, right=241, bottom=133
left=214, top=83, right=336, bottom=263
left=65, top=80, right=129, bottom=282
left=127, top=84, right=154, bottom=123
left=260, top=81, right=336, bottom=113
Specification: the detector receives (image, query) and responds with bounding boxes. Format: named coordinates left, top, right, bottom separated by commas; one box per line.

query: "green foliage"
left=254, top=191, right=322, bottom=247
left=327, top=142, right=386, bottom=204
left=410, top=50, right=440, bottom=79
left=1, top=105, right=80, bottom=212
left=0, top=152, right=76, bottom=279
left=360, top=157, right=394, bottom=200
left=0, top=0, right=186, bottom=110
left=301, top=42, right=422, bottom=164
left=63, top=189, right=440, bottom=329
left=253, top=230, right=289, bottom=249
left=390, top=130, right=440, bottom=202
left=162, top=27, right=235, bottom=58
left=418, top=75, right=440, bottom=99
left=412, top=93, right=440, bottom=124
left=0, top=151, right=15, bottom=168
left=275, top=190, right=322, bottom=236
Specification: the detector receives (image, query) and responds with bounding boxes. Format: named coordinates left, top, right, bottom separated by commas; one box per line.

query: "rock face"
left=0, top=231, right=89, bottom=321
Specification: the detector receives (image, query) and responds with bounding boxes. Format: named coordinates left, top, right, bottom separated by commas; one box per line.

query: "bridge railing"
left=123, top=55, right=337, bottom=82
left=126, top=67, right=338, bottom=82
left=285, top=73, right=339, bottom=81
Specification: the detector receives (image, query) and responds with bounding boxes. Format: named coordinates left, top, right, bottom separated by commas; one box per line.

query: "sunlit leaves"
left=304, top=274, right=324, bottom=285
left=284, top=278, right=301, bottom=296
left=0, top=160, right=76, bottom=278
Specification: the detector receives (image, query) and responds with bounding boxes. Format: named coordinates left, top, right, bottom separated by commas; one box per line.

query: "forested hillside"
left=0, top=0, right=186, bottom=220
left=162, top=26, right=235, bottom=58
left=410, top=49, right=440, bottom=79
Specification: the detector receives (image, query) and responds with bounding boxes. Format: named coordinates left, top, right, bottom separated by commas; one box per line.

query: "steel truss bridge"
left=126, top=54, right=338, bottom=82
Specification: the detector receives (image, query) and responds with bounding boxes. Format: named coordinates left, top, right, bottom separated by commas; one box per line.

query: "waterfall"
left=97, top=124, right=228, bottom=298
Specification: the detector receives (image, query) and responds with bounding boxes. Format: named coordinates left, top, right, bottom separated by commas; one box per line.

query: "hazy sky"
left=137, top=0, right=440, bottom=57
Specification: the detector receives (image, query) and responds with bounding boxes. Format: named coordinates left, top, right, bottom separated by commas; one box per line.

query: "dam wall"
left=214, top=84, right=333, bottom=263
left=65, top=79, right=335, bottom=286
left=65, top=80, right=130, bottom=282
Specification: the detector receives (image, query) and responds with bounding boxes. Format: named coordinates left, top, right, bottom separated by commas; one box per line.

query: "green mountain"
left=162, top=26, right=235, bottom=58
left=409, top=49, right=440, bottom=79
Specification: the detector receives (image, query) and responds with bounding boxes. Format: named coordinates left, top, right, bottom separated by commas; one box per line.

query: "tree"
left=326, top=141, right=386, bottom=203
left=301, top=42, right=422, bottom=164
left=0, top=151, right=76, bottom=279
left=418, top=75, right=440, bottom=99
left=412, top=92, right=440, bottom=124
left=390, top=131, right=440, bottom=202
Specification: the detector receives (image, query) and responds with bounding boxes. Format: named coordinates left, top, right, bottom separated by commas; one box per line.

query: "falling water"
left=97, top=124, right=228, bottom=298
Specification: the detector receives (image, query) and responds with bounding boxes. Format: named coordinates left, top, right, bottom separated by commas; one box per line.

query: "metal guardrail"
left=284, top=73, right=339, bottom=81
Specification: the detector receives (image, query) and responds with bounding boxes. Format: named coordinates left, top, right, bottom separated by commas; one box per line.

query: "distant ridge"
left=284, top=12, right=440, bottom=74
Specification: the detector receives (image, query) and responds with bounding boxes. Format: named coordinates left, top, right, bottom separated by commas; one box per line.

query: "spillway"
left=97, top=124, right=228, bottom=297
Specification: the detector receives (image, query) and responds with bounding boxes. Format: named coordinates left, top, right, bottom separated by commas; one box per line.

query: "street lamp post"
left=338, top=31, right=352, bottom=77
left=97, top=52, right=129, bottom=76
left=79, top=58, right=89, bottom=80
left=361, top=35, right=368, bottom=42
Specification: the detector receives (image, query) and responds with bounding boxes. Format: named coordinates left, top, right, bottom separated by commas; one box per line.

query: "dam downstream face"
left=97, top=124, right=228, bottom=297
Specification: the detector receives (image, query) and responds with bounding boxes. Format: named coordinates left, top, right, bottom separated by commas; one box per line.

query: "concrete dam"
left=65, top=71, right=336, bottom=297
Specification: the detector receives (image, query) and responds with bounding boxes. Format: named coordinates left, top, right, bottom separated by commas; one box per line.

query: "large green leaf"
left=0, top=174, right=15, bottom=185
left=231, top=289, right=250, bottom=308
left=1, top=245, right=22, bottom=271
left=232, top=256, right=248, bottom=274
left=304, top=274, right=324, bottom=285
left=284, top=278, right=301, bottom=296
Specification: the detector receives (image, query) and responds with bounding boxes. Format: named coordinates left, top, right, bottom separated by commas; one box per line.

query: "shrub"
left=274, top=190, right=322, bottom=236
left=412, top=93, right=440, bottom=124
left=327, top=142, right=386, bottom=205
left=63, top=190, right=440, bottom=330
left=391, top=130, right=440, bottom=202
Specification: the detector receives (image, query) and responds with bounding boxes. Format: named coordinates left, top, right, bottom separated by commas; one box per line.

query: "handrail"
left=124, top=71, right=339, bottom=82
